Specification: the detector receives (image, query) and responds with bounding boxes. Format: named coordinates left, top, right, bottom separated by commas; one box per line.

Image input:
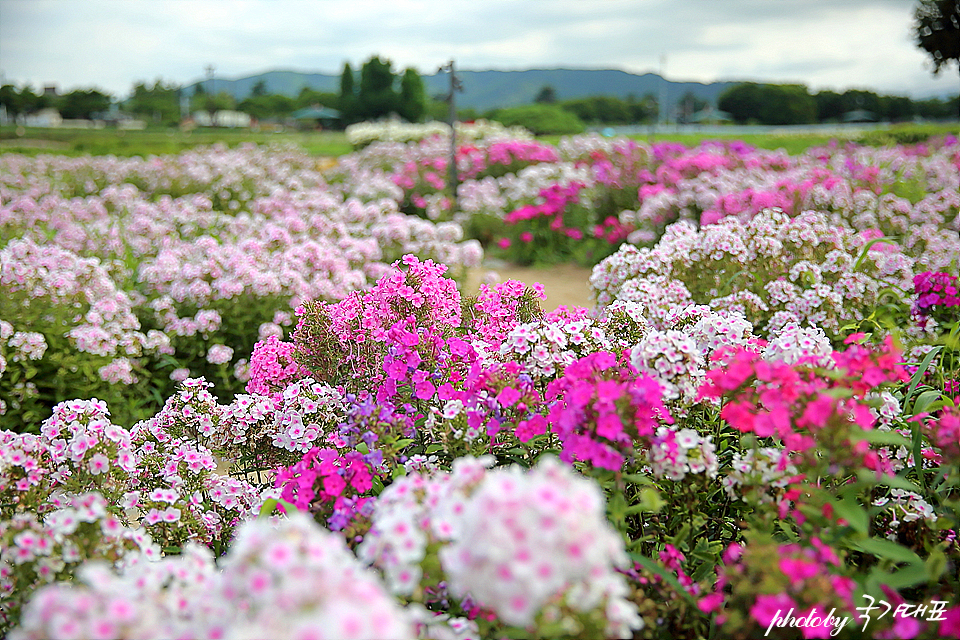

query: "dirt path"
left=464, top=261, right=596, bottom=311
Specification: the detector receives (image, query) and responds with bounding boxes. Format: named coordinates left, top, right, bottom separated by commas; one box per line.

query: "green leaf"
left=833, top=497, right=868, bottom=534
left=777, top=518, right=800, bottom=542
left=496, top=625, right=532, bottom=640
left=609, top=489, right=627, bottom=522
left=913, top=389, right=945, bottom=416
left=926, top=549, right=947, bottom=581
left=625, top=488, right=665, bottom=514
left=258, top=498, right=279, bottom=518
left=874, top=562, right=929, bottom=590
left=903, top=346, right=943, bottom=407
left=669, top=522, right=692, bottom=547
left=854, top=236, right=897, bottom=271
left=856, top=430, right=911, bottom=448
left=258, top=498, right=297, bottom=518
left=850, top=538, right=922, bottom=565
left=621, top=473, right=653, bottom=485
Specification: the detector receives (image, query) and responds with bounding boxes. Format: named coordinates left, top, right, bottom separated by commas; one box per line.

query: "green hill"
left=185, top=67, right=735, bottom=112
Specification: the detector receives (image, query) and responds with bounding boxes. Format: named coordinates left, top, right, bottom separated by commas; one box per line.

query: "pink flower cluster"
left=703, top=538, right=858, bottom=637
left=274, top=447, right=376, bottom=532
left=523, top=352, right=671, bottom=471
left=700, top=336, right=909, bottom=471
left=913, top=270, right=960, bottom=328
left=246, top=334, right=308, bottom=399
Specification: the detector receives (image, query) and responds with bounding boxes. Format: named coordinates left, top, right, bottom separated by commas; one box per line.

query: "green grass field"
left=0, top=126, right=353, bottom=158
left=1, top=121, right=957, bottom=159
left=647, top=123, right=960, bottom=155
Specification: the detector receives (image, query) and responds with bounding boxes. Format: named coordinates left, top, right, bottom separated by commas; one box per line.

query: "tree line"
left=0, top=85, right=113, bottom=120
left=0, top=56, right=433, bottom=127
left=717, top=82, right=959, bottom=126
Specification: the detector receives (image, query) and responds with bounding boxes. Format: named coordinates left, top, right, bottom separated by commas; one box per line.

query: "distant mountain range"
left=185, top=68, right=737, bottom=112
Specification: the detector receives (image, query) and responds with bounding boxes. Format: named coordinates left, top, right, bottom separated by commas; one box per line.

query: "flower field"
left=1, top=129, right=960, bottom=638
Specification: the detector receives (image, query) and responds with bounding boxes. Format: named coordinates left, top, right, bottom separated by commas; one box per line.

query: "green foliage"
left=534, top=84, right=557, bottom=104
left=338, top=62, right=357, bottom=123
left=560, top=95, right=643, bottom=124
left=127, top=79, right=181, bottom=126
left=0, top=126, right=352, bottom=158
left=718, top=82, right=817, bottom=125
left=294, top=87, right=339, bottom=111
left=357, top=56, right=401, bottom=121
left=238, top=92, right=296, bottom=121
left=914, top=0, right=960, bottom=78
left=340, top=63, right=355, bottom=98
left=59, top=88, right=112, bottom=120
left=488, top=104, right=585, bottom=135
left=189, top=90, right=236, bottom=116
left=398, top=68, right=426, bottom=123
left=0, top=84, right=48, bottom=117
left=914, top=94, right=960, bottom=119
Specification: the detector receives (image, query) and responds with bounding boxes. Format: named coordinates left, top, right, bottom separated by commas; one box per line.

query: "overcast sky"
left=1, top=0, right=957, bottom=100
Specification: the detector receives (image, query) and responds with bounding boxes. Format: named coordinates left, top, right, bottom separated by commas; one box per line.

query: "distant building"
left=290, top=105, right=341, bottom=130
left=690, top=107, right=732, bottom=124
left=192, top=110, right=252, bottom=128
left=842, top=110, right=877, bottom=123
left=25, top=108, right=62, bottom=127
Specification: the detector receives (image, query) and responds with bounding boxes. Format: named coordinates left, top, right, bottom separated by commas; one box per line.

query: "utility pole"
left=659, top=54, right=668, bottom=129
left=205, top=65, right=216, bottom=126
left=439, top=60, right=463, bottom=211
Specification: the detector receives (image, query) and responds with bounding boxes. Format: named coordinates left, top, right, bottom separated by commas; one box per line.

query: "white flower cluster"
left=4, top=329, right=47, bottom=364
left=359, top=456, right=643, bottom=637
left=205, top=343, right=234, bottom=365
left=12, top=514, right=413, bottom=640
left=762, top=322, right=834, bottom=367
left=157, top=377, right=347, bottom=467
left=357, top=456, right=491, bottom=596
left=629, top=328, right=704, bottom=404
left=0, top=492, right=158, bottom=631
left=868, top=391, right=902, bottom=429
left=669, top=305, right=756, bottom=364
left=346, top=119, right=532, bottom=147
left=874, top=489, right=938, bottom=539
left=498, top=317, right=611, bottom=379
left=591, top=209, right=915, bottom=340
left=647, top=426, right=719, bottom=481
left=722, top=447, right=799, bottom=505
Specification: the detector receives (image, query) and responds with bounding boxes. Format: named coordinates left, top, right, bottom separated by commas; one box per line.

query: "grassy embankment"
left=0, top=126, right=353, bottom=158
left=2, top=122, right=958, bottom=159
